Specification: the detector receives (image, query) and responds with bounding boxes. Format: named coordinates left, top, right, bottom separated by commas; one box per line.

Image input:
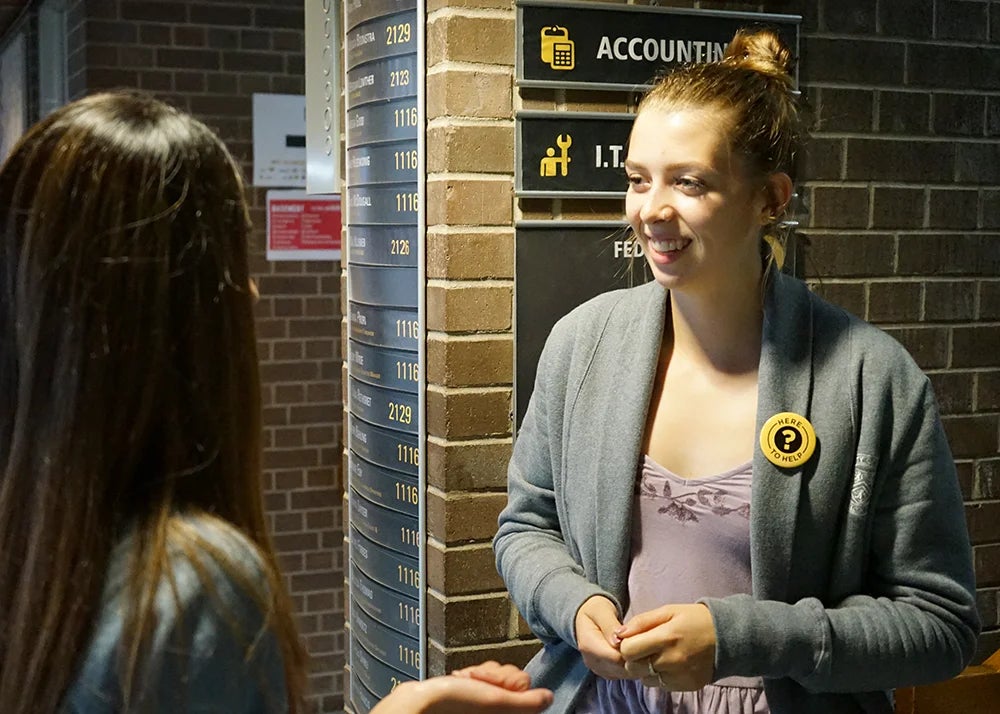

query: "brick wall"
left=424, top=0, right=1000, bottom=681
left=64, top=1, right=344, bottom=711
left=796, top=0, right=999, bottom=661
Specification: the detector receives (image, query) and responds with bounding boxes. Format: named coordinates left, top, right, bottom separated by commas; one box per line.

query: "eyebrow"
left=623, top=159, right=718, bottom=175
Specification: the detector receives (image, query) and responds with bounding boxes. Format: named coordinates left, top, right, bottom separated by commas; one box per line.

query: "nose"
left=639, top=185, right=677, bottom=225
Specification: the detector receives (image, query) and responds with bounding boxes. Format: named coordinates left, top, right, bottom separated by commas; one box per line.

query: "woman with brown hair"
left=0, top=92, right=306, bottom=713
left=495, top=28, right=979, bottom=714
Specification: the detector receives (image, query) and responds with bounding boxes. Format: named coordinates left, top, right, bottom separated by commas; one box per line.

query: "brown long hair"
left=0, top=92, right=306, bottom=712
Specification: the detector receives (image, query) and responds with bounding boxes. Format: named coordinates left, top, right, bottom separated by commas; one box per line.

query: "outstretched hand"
left=574, top=595, right=630, bottom=680
left=371, top=661, right=553, bottom=714
left=616, top=603, right=717, bottom=691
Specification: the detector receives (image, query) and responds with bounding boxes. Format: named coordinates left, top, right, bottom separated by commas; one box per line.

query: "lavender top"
left=575, top=455, right=768, bottom=713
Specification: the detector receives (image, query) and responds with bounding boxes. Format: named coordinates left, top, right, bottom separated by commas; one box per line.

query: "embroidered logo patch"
left=850, top=454, right=878, bottom=517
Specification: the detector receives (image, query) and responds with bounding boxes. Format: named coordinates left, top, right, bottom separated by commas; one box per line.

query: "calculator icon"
left=541, top=26, right=575, bottom=71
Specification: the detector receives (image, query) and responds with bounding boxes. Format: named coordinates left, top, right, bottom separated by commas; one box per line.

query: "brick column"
left=422, top=0, right=532, bottom=673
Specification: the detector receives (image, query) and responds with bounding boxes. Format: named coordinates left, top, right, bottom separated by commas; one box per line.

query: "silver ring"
left=647, top=660, right=657, bottom=678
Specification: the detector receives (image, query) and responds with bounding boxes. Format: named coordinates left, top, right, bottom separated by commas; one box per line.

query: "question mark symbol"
left=781, top=428, right=796, bottom=451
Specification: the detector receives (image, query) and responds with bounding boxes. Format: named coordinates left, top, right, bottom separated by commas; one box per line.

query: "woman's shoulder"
left=548, top=281, right=664, bottom=348
left=64, top=515, right=286, bottom=713
left=170, top=514, right=271, bottom=587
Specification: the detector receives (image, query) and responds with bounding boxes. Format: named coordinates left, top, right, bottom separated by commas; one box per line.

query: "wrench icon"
left=555, top=134, right=572, bottom=176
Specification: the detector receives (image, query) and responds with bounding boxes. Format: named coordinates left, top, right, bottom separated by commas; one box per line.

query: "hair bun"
left=723, top=27, right=794, bottom=87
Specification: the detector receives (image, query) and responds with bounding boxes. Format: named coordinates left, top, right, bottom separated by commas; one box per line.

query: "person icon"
left=540, top=146, right=559, bottom=177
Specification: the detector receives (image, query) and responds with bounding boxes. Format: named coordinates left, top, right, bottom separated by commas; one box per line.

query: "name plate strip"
left=350, top=449, right=419, bottom=516
left=350, top=526, right=420, bottom=599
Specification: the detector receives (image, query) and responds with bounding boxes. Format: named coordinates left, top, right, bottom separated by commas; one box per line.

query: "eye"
left=675, top=176, right=705, bottom=193
left=626, top=174, right=648, bottom=190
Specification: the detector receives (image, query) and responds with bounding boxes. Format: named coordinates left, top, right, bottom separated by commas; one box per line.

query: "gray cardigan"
left=494, top=270, right=980, bottom=714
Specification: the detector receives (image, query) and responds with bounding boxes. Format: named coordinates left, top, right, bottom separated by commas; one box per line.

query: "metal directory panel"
left=344, top=2, right=426, bottom=710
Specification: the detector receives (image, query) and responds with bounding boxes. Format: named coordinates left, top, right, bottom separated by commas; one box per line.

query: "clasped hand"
left=574, top=596, right=717, bottom=691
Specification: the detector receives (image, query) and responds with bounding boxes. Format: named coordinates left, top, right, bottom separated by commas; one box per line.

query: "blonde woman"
left=495, top=29, right=979, bottom=714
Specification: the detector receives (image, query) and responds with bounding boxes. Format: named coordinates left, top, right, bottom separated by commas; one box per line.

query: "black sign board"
left=347, top=185, right=419, bottom=226
left=350, top=670, right=377, bottom=714
left=344, top=4, right=423, bottom=704
left=518, top=0, right=800, bottom=91
left=517, top=111, right=633, bottom=197
left=349, top=376, right=418, bottom=435
left=515, top=224, right=651, bottom=429
left=345, top=0, right=417, bottom=32
left=348, top=265, right=418, bottom=308
left=352, top=598, right=421, bottom=678
left=347, top=10, right=417, bottom=69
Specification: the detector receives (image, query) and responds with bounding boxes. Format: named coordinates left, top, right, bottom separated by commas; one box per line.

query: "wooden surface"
left=895, top=650, right=1000, bottom=714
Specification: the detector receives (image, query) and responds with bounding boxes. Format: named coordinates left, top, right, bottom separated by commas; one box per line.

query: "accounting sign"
left=517, top=0, right=800, bottom=91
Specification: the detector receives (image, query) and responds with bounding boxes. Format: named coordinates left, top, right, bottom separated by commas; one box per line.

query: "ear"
left=761, top=172, right=794, bottom=223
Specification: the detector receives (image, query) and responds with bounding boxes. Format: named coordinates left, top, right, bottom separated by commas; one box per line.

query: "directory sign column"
left=343, top=1, right=424, bottom=711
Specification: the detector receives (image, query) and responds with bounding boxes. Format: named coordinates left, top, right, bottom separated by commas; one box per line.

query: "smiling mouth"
left=647, top=237, right=691, bottom=253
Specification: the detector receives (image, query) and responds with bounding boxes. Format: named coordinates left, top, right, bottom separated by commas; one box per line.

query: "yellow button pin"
left=760, top=412, right=817, bottom=468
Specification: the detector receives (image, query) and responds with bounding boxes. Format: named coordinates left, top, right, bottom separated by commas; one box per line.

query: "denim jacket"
left=63, top=517, right=287, bottom=713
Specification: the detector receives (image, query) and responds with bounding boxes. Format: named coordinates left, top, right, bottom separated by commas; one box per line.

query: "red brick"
left=942, top=415, right=999, bottom=459
left=89, top=20, right=138, bottom=44
left=976, top=461, right=1000, bottom=501
left=978, top=372, right=1000, bottom=412
left=803, top=233, right=895, bottom=278
left=173, top=26, right=206, bottom=47
left=156, top=48, right=220, bottom=70
left=255, top=7, right=303, bottom=29
left=975, top=544, right=1000, bottom=587
left=883, top=327, right=949, bottom=369
left=868, top=281, right=921, bottom=324
left=929, top=371, right=975, bottom=415
left=189, top=5, right=252, bottom=26
left=221, top=51, right=284, bottom=73
left=140, top=24, right=172, bottom=45
left=967, top=502, right=1000, bottom=546
left=924, top=281, right=976, bottom=322
left=953, top=326, right=1000, bottom=368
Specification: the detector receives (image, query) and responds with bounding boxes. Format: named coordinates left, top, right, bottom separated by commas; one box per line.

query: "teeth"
left=648, top=238, right=688, bottom=253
